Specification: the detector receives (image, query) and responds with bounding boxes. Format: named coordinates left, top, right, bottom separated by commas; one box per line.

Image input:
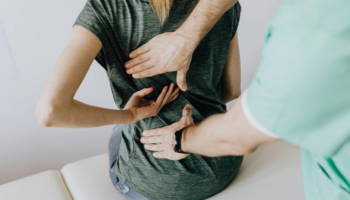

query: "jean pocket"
left=116, top=181, right=130, bottom=194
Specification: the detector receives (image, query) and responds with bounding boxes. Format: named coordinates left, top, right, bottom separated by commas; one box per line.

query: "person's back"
left=74, top=0, right=242, bottom=199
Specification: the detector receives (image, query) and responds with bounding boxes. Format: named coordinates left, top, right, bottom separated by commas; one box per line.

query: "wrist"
left=122, top=109, right=137, bottom=124
left=181, top=125, right=192, bottom=153
left=174, top=30, right=200, bottom=51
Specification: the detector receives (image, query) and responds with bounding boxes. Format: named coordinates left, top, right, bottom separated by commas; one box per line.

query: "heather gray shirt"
left=74, top=0, right=242, bottom=199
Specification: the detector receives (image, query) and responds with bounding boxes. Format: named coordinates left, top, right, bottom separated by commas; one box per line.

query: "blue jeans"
left=108, top=125, right=149, bottom=200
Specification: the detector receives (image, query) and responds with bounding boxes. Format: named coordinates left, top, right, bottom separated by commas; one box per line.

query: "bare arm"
left=180, top=98, right=277, bottom=156
left=125, top=0, right=238, bottom=91
left=175, top=0, right=239, bottom=48
left=222, top=33, right=241, bottom=103
left=141, top=98, right=278, bottom=159
left=36, top=26, right=178, bottom=128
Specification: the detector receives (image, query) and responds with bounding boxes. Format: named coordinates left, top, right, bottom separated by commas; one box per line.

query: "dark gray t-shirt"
left=74, top=0, right=242, bottom=199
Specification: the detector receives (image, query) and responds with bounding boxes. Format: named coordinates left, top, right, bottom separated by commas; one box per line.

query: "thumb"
left=135, top=87, right=154, bottom=97
left=181, top=104, right=193, bottom=125
left=177, top=69, right=188, bottom=91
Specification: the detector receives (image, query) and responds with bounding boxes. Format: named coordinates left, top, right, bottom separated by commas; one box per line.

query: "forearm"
left=176, top=0, right=238, bottom=48
left=181, top=113, right=236, bottom=156
left=221, top=33, right=241, bottom=103
left=181, top=97, right=277, bottom=156
left=36, top=99, right=133, bottom=128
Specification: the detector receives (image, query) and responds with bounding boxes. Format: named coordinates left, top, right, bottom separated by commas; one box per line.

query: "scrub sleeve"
left=242, top=0, right=350, bottom=199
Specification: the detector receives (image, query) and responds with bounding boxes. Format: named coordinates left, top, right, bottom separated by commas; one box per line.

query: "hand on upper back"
left=124, top=83, right=180, bottom=123
left=140, top=104, right=194, bottom=160
left=124, top=32, right=198, bottom=91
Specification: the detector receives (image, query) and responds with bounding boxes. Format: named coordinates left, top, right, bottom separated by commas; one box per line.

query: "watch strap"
left=174, top=128, right=188, bottom=154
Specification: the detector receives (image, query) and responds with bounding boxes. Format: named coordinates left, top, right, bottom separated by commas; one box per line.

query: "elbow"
left=231, top=89, right=241, bottom=100
left=224, top=89, right=241, bottom=103
left=36, top=101, right=58, bottom=127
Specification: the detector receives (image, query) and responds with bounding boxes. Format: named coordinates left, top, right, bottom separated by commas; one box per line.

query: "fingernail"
left=125, top=63, right=130, bottom=68
left=129, top=53, right=134, bottom=57
left=141, top=138, right=145, bottom=143
left=145, top=144, right=149, bottom=148
left=143, top=132, right=148, bottom=136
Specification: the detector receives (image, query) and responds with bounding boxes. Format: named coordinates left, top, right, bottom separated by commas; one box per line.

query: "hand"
left=125, top=83, right=180, bottom=123
left=125, top=32, right=198, bottom=91
left=141, top=104, right=194, bottom=160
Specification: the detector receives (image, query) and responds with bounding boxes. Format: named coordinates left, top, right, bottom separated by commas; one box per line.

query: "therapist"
left=126, top=0, right=350, bottom=199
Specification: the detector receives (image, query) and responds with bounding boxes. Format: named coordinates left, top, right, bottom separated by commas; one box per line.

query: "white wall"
left=0, top=0, right=281, bottom=185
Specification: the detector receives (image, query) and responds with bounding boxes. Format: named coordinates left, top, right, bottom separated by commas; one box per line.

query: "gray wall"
left=0, top=0, right=281, bottom=185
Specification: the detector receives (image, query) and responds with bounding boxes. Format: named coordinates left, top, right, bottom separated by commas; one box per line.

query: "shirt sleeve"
left=243, top=3, right=350, bottom=158
left=231, top=1, right=242, bottom=40
left=73, top=0, right=109, bottom=70
left=73, top=0, right=108, bottom=45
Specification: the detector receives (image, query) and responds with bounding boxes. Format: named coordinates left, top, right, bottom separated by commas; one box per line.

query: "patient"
left=37, top=0, right=242, bottom=199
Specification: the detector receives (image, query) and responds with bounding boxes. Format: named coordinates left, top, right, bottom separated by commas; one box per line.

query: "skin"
left=221, top=33, right=241, bottom=102
left=135, top=0, right=277, bottom=159
left=125, top=0, right=238, bottom=91
left=139, top=32, right=273, bottom=159
left=139, top=32, right=242, bottom=160
left=141, top=98, right=279, bottom=160
left=36, top=25, right=180, bottom=128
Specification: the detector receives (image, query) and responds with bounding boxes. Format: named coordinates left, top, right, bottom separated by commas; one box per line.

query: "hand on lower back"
left=125, top=32, right=197, bottom=91
left=141, top=104, right=194, bottom=160
left=124, top=83, right=180, bottom=123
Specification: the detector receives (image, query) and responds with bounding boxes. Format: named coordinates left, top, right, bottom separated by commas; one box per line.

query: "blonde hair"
left=149, top=0, right=174, bottom=25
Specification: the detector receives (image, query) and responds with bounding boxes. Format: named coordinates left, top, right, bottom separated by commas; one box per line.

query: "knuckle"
left=139, top=56, right=144, bottom=63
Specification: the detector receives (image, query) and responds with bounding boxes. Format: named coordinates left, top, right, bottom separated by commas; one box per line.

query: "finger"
left=168, top=92, right=180, bottom=103
left=125, top=52, right=151, bottom=69
left=126, top=61, right=154, bottom=74
left=153, top=151, right=167, bottom=159
left=132, top=67, right=162, bottom=79
left=170, top=87, right=180, bottom=99
left=155, top=86, right=168, bottom=106
left=135, top=87, right=154, bottom=97
left=177, top=69, right=188, bottom=91
left=160, top=83, right=175, bottom=108
left=182, top=104, right=192, bottom=117
left=129, top=42, right=151, bottom=58
left=142, top=128, right=164, bottom=136
left=144, top=144, right=164, bottom=152
left=174, top=153, right=190, bottom=160
left=140, top=136, right=162, bottom=144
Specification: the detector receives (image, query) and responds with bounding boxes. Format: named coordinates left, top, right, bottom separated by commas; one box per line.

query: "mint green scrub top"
left=241, top=0, right=350, bottom=199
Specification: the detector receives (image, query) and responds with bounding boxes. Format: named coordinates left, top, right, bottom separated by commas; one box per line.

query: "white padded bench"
left=0, top=141, right=305, bottom=200
left=0, top=170, right=72, bottom=200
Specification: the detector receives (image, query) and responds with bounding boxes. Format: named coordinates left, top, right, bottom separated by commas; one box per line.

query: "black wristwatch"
left=173, top=128, right=188, bottom=154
